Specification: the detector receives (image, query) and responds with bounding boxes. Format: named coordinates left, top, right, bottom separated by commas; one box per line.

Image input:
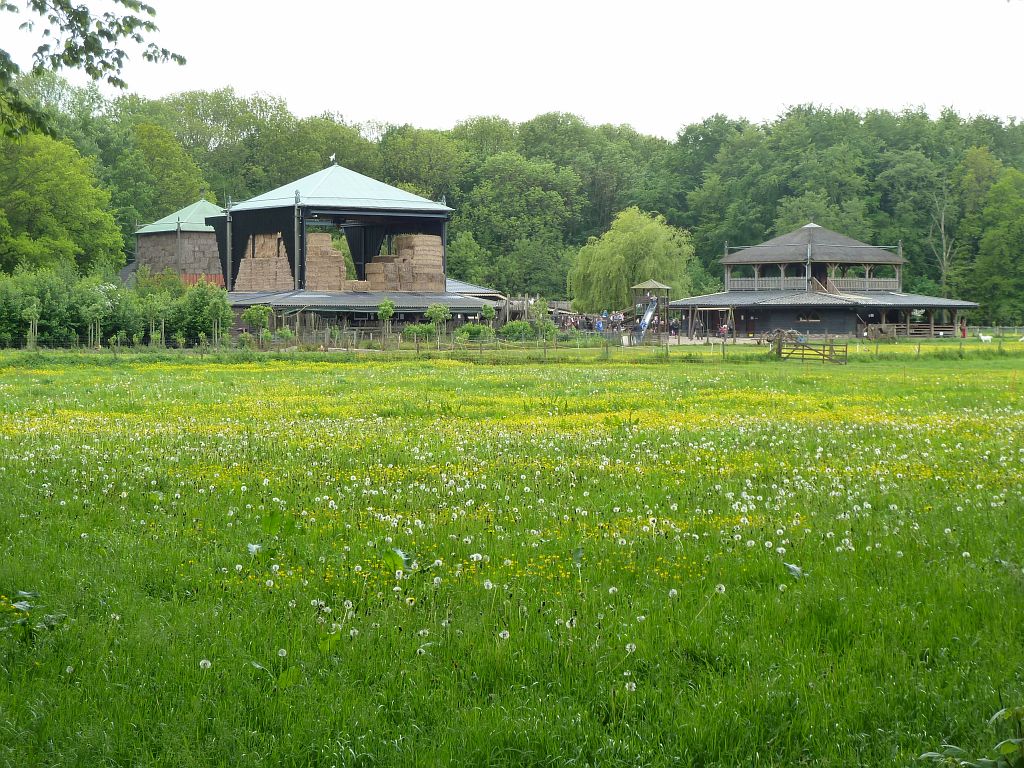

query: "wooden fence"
left=776, top=339, right=848, bottom=364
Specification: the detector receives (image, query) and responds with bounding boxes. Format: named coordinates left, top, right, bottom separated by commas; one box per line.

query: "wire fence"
left=4, top=333, right=1024, bottom=368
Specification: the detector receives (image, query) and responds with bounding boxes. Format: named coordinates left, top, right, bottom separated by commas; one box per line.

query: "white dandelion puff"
left=783, top=563, right=805, bottom=579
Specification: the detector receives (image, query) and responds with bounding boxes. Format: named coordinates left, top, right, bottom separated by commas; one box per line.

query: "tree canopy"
left=1, top=0, right=183, bottom=137
left=570, top=207, right=694, bottom=313
left=0, top=132, right=123, bottom=273
left=3, top=69, right=1024, bottom=318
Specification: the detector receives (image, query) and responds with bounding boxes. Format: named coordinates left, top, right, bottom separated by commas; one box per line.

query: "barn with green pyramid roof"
left=132, top=198, right=224, bottom=285
left=205, top=163, right=453, bottom=293
left=203, top=164, right=495, bottom=329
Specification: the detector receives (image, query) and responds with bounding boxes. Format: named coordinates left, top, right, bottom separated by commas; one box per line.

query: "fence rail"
left=725, top=276, right=807, bottom=291
left=831, top=277, right=901, bottom=291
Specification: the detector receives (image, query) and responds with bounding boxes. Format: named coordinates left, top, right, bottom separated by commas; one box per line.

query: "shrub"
left=402, top=323, right=436, bottom=341
left=498, top=320, right=535, bottom=341
left=455, top=323, right=495, bottom=342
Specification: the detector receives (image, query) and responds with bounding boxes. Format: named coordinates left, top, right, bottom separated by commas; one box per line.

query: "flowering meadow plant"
left=0, top=354, right=1021, bottom=766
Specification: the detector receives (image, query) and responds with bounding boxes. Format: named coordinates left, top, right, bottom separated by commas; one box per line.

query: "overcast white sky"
left=3, top=0, right=1022, bottom=138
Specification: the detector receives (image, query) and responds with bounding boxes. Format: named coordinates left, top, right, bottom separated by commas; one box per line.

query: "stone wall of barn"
left=135, top=231, right=222, bottom=279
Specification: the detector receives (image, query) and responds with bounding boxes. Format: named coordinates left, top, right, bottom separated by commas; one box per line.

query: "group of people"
left=561, top=310, right=628, bottom=333
left=559, top=311, right=701, bottom=337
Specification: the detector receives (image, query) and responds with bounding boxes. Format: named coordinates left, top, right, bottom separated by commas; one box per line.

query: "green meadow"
left=1, top=353, right=1022, bottom=767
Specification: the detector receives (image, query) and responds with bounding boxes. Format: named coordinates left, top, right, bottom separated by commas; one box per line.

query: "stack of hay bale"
left=233, top=233, right=294, bottom=291
left=365, top=234, right=445, bottom=292
left=364, top=256, right=399, bottom=291
left=304, top=232, right=346, bottom=291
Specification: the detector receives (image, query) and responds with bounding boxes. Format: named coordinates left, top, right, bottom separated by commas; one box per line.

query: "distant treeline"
left=3, top=73, right=1024, bottom=321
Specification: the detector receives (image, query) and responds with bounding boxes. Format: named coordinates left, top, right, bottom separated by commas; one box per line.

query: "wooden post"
left=293, top=191, right=301, bottom=291
left=225, top=198, right=233, bottom=292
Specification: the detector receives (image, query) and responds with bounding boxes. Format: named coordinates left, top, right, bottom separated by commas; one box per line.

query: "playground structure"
left=629, top=280, right=672, bottom=343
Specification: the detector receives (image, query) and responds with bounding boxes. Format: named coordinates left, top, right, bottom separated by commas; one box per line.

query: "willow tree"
left=569, top=207, right=694, bottom=313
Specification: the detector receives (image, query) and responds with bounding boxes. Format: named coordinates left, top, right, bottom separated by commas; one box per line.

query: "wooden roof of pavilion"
left=721, top=223, right=904, bottom=266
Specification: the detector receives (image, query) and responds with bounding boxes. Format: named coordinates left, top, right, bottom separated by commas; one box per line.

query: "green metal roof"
left=229, top=164, right=453, bottom=214
left=631, top=279, right=672, bottom=290
left=135, top=199, right=222, bottom=235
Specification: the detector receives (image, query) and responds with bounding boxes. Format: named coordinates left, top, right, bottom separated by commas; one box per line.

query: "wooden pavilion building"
left=671, top=223, right=977, bottom=338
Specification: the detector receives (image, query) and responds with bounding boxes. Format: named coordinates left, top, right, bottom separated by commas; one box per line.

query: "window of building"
left=797, top=311, right=821, bottom=323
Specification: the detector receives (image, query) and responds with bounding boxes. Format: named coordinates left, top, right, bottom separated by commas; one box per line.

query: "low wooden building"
left=671, top=223, right=977, bottom=338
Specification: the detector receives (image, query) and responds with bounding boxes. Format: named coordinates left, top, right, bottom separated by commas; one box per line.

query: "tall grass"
left=1, top=354, right=1022, bottom=766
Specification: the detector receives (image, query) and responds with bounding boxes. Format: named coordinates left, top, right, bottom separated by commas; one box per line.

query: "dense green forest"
left=3, top=72, right=1024, bottom=321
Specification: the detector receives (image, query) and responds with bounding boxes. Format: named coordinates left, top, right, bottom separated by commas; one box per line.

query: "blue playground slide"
left=637, top=298, right=659, bottom=341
